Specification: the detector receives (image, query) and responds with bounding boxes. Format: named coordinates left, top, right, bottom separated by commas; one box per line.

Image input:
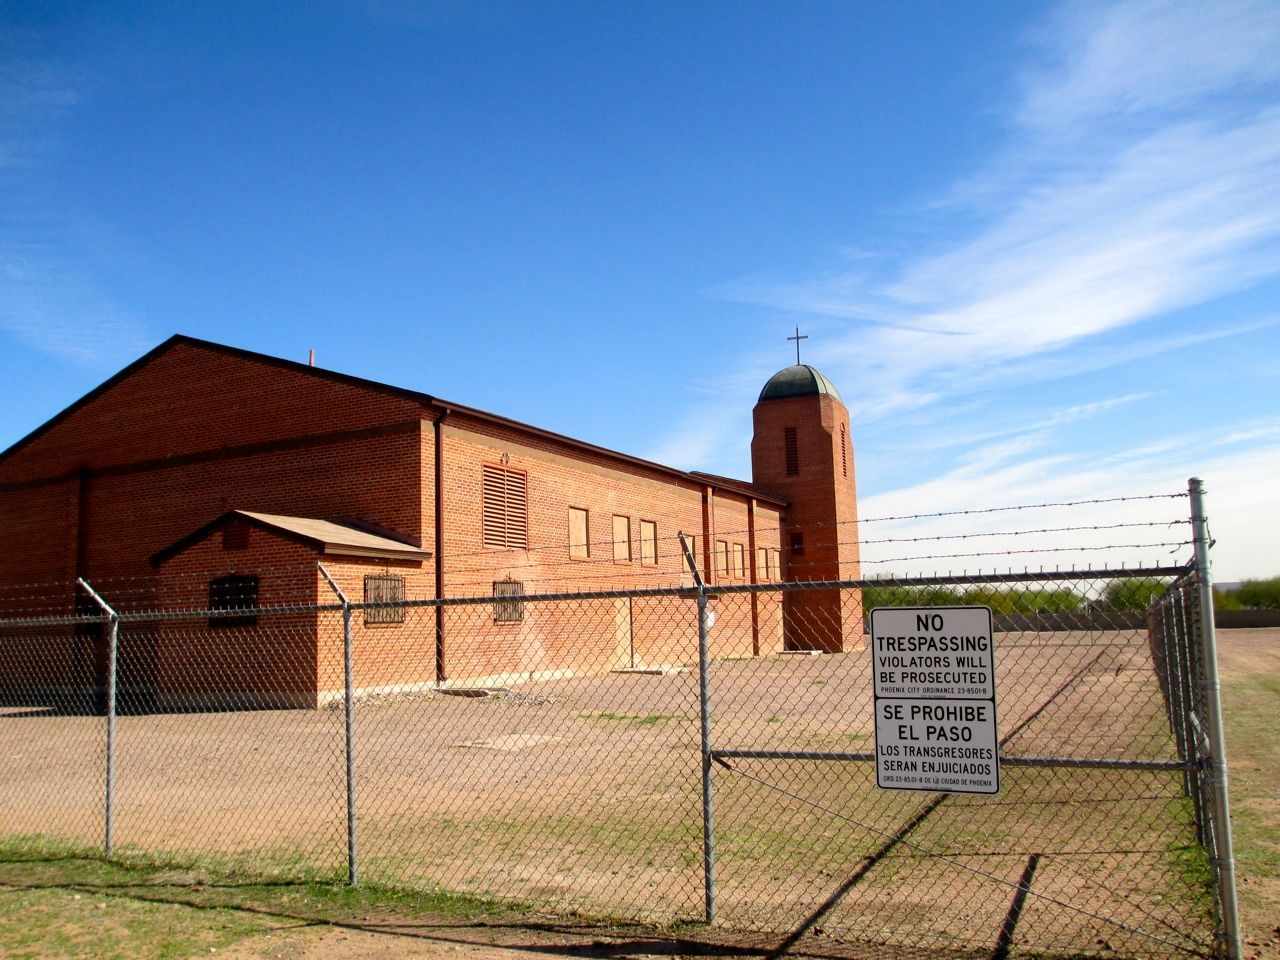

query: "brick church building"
left=0, top=336, right=859, bottom=707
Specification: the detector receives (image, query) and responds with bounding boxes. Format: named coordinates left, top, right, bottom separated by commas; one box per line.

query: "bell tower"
left=750, top=343, right=860, bottom=651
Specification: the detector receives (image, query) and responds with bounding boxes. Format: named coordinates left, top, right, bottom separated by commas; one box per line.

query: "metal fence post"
left=77, top=578, right=118, bottom=856
left=681, top=534, right=715, bottom=923
left=1188, top=478, right=1242, bottom=960
left=318, top=564, right=358, bottom=887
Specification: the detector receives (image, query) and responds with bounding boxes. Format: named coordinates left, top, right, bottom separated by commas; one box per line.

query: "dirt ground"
left=5, top=626, right=1269, bottom=958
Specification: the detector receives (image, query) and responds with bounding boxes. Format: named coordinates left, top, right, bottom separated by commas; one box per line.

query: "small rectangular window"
left=732, top=543, right=745, bottom=579
left=716, top=540, right=730, bottom=577
left=784, top=427, right=799, bottom=476
left=568, top=507, right=590, bottom=560
left=482, top=465, right=528, bottom=549
left=840, top=425, right=848, bottom=478
left=639, top=520, right=657, bottom=565
left=790, top=532, right=805, bottom=557
left=209, top=574, right=259, bottom=628
left=770, top=548, right=782, bottom=579
left=613, top=515, right=632, bottom=562
left=364, top=574, right=405, bottom=624
left=756, top=547, right=769, bottom=581
left=492, top=578, right=524, bottom=623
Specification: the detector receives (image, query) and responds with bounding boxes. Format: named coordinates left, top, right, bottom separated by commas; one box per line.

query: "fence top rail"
left=0, top=563, right=1195, bottom=627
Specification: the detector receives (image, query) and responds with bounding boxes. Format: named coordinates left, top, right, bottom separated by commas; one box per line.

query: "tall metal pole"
left=1188, top=478, right=1242, bottom=959
left=681, top=533, right=716, bottom=923
left=78, top=578, right=118, bottom=856
left=318, top=564, right=358, bottom=887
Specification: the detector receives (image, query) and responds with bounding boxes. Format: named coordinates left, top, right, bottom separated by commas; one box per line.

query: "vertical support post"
left=318, top=564, right=358, bottom=887
left=680, top=533, right=715, bottom=923
left=1173, top=586, right=1202, bottom=826
left=1188, top=478, right=1241, bottom=959
left=77, top=578, right=117, bottom=856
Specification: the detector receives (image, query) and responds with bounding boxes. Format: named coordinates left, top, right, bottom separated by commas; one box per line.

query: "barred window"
left=209, top=574, right=259, bottom=628
left=639, top=520, right=657, bottom=565
left=840, top=424, right=848, bottom=478
left=482, top=465, right=528, bottom=549
left=364, top=574, right=405, bottom=625
left=492, top=578, right=524, bottom=623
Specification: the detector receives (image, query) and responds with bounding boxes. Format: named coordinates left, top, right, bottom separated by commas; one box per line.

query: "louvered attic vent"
left=482, top=465, right=528, bottom=549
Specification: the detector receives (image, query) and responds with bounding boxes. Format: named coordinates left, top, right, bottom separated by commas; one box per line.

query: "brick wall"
left=155, top=531, right=322, bottom=710
left=0, top=339, right=806, bottom=703
left=0, top=340, right=428, bottom=601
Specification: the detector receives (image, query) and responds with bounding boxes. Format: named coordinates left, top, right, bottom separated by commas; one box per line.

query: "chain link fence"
left=0, top=488, right=1240, bottom=959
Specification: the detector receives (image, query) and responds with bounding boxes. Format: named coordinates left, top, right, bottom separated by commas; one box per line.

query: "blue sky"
left=2, top=0, right=1277, bottom=579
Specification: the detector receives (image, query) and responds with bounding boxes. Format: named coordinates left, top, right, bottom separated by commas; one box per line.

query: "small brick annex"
left=0, top=336, right=860, bottom=708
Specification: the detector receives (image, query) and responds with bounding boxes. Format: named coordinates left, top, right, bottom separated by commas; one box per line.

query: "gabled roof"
left=152, top=510, right=430, bottom=566
left=3, top=334, right=787, bottom=507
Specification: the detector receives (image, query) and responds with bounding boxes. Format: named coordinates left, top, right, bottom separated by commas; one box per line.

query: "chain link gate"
left=702, top=569, right=1217, bottom=957
left=0, top=481, right=1241, bottom=958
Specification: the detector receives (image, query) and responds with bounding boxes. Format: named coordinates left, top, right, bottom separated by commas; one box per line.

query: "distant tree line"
left=862, top=576, right=1280, bottom=615
left=861, top=584, right=1084, bottom=615
left=1213, top=576, right=1280, bottom=611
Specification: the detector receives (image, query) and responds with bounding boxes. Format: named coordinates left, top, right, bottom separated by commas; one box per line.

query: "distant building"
left=0, top=336, right=860, bottom=707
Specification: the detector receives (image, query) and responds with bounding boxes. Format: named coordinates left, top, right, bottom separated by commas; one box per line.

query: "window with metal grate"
left=364, top=574, right=405, bottom=624
left=492, top=578, right=524, bottom=623
left=784, top=427, right=799, bottom=476
left=209, top=574, right=259, bottom=628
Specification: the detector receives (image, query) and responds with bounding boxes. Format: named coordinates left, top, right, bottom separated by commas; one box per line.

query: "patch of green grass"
left=580, top=711, right=687, bottom=726
left=1163, top=798, right=1216, bottom=922
left=0, top=836, right=519, bottom=960
left=1221, top=671, right=1280, bottom=944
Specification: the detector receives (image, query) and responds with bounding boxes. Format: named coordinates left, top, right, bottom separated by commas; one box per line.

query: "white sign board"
left=870, top=606, right=1000, bottom=795
left=871, top=606, right=995, bottom=698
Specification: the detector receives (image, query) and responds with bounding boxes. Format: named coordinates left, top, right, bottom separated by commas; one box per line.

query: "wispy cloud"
left=0, top=56, right=79, bottom=170
left=698, top=0, right=1279, bottom=411
left=0, top=230, right=152, bottom=366
left=1018, top=0, right=1280, bottom=129
left=650, top=0, right=1280, bottom=575
left=858, top=425, right=1280, bottom=581
left=709, top=103, right=1280, bottom=424
left=0, top=53, right=152, bottom=366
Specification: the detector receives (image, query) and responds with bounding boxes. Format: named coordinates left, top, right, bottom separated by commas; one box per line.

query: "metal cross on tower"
left=787, top=327, right=808, bottom=365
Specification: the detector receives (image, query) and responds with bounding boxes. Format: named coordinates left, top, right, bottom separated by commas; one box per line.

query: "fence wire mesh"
left=0, top=519, right=1235, bottom=958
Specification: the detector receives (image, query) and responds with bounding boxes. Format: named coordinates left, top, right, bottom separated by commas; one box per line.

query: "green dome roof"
left=758, top=364, right=843, bottom=403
